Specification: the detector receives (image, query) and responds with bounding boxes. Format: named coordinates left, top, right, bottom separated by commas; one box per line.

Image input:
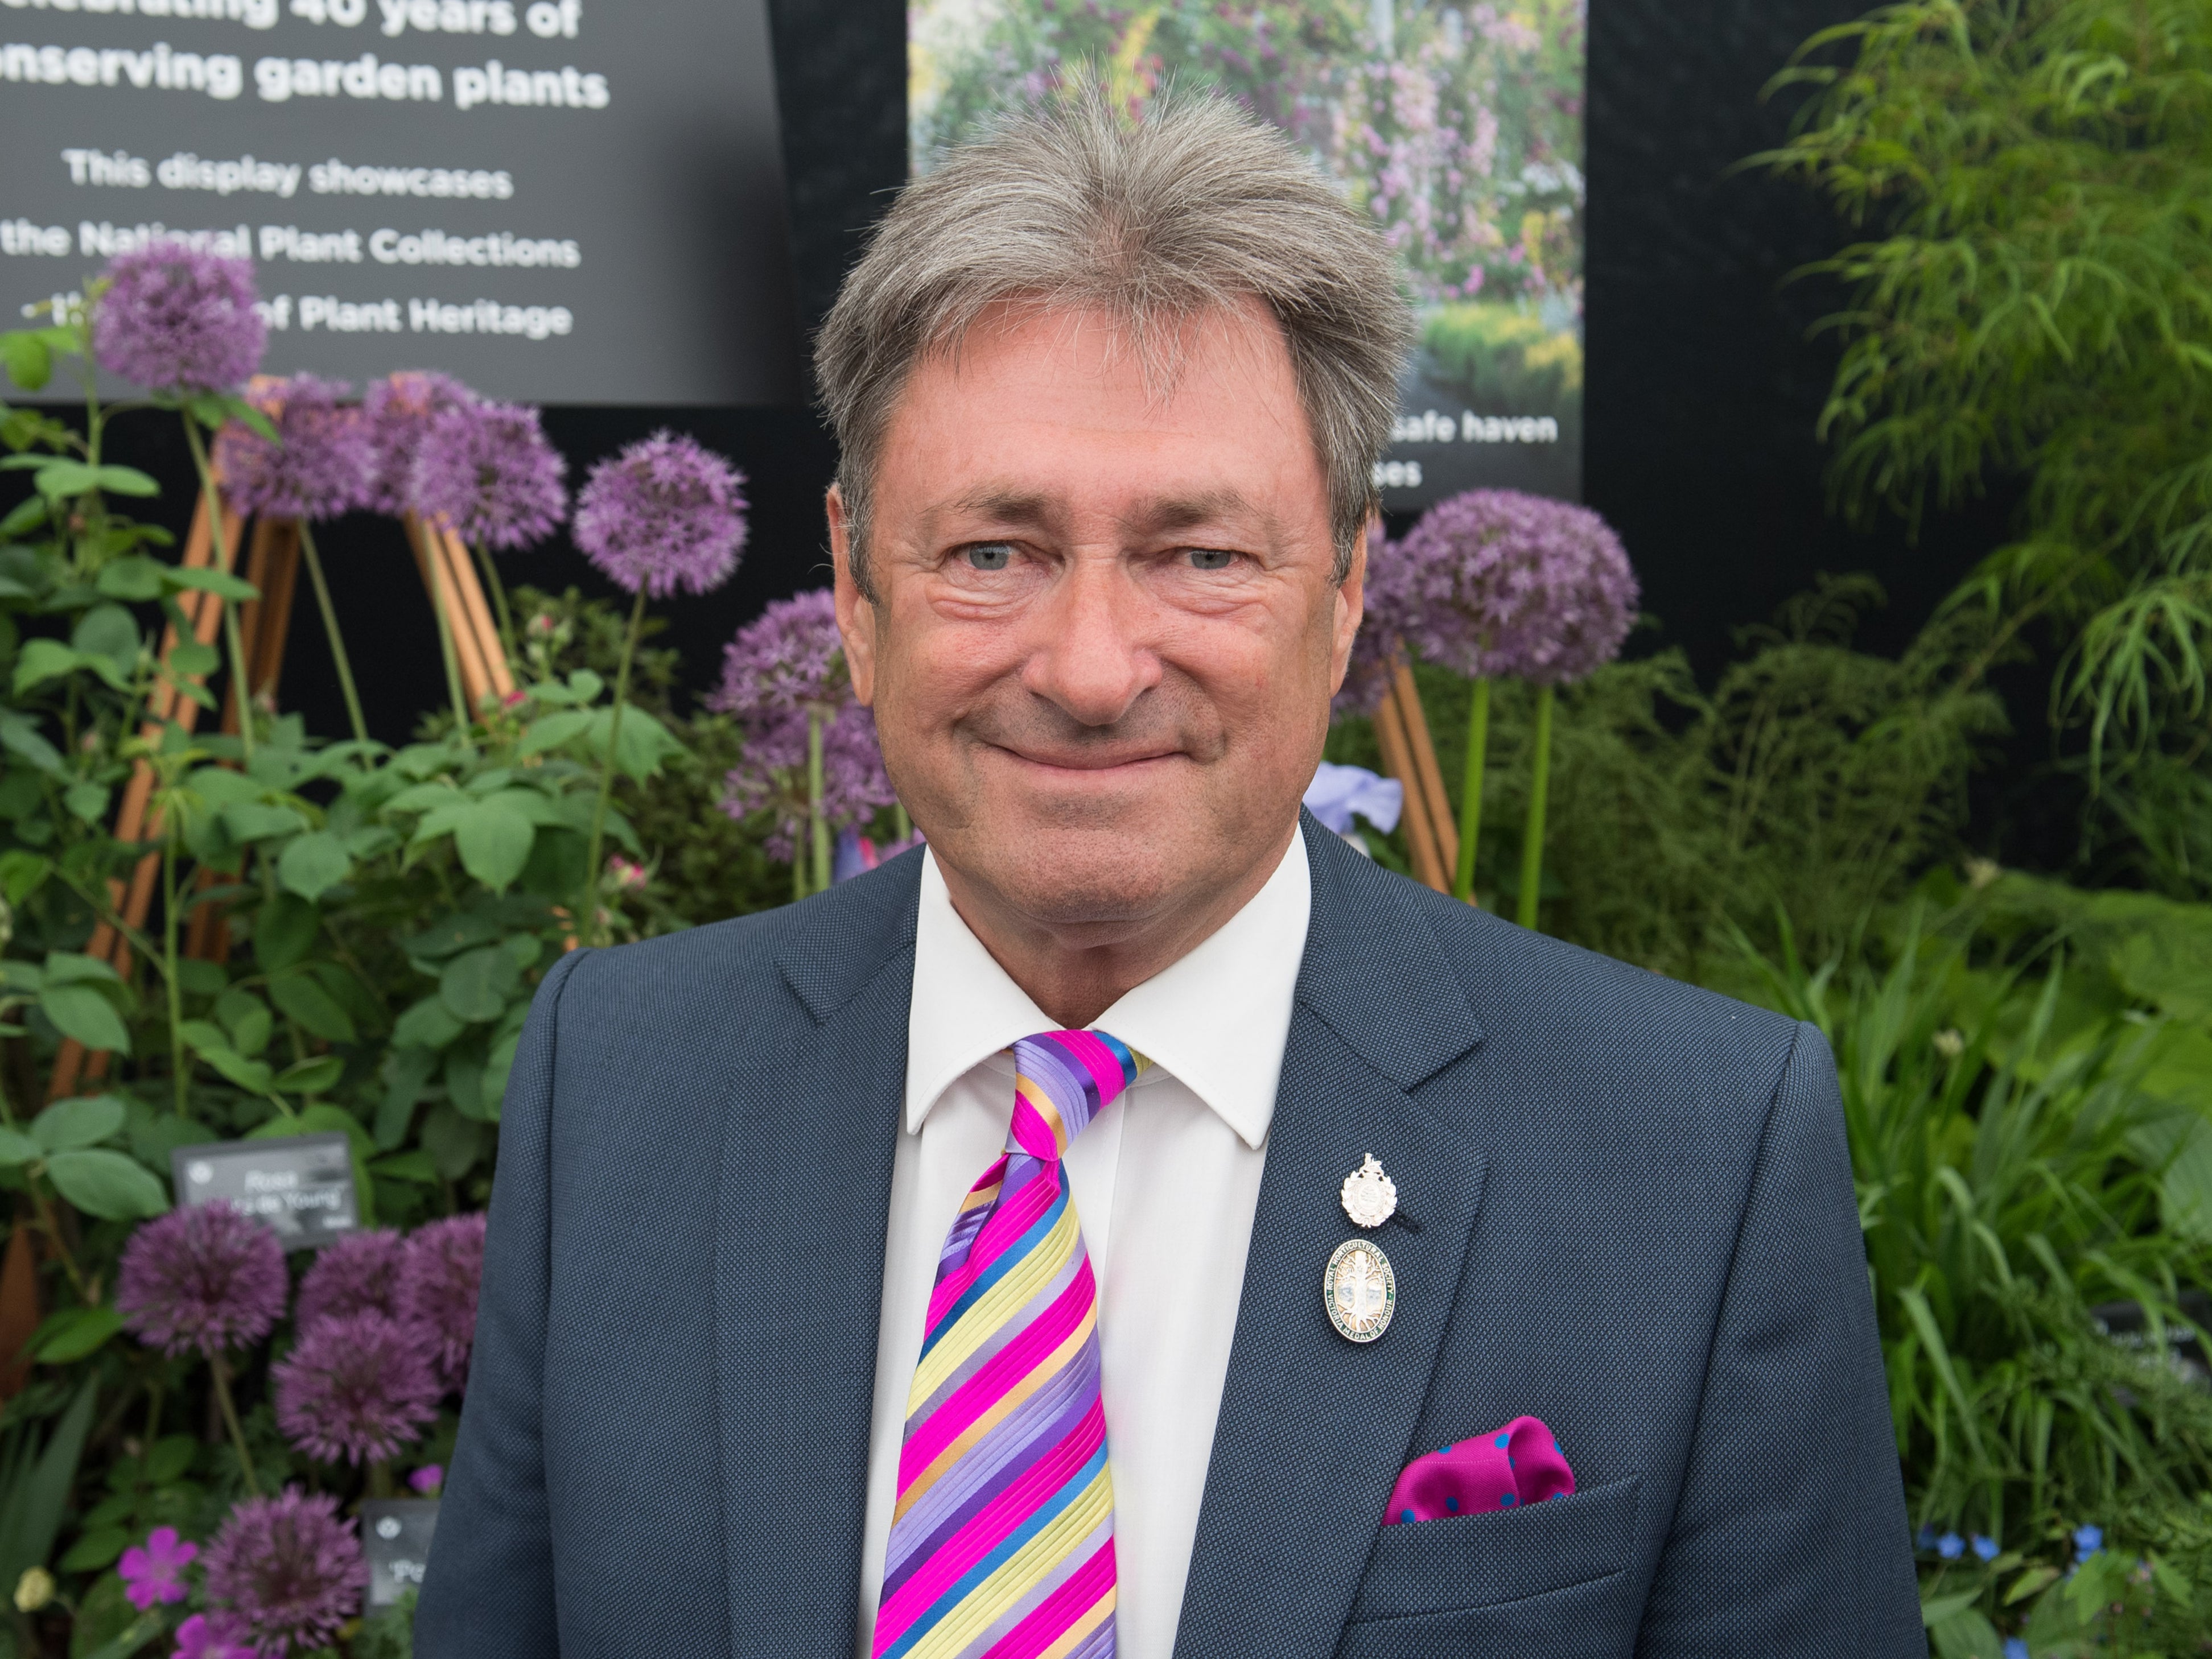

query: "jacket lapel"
left=714, top=858, right=922, bottom=1659
left=1174, top=822, right=1490, bottom=1659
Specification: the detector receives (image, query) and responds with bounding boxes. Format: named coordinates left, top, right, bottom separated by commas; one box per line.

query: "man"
left=418, top=96, right=1921, bottom=1658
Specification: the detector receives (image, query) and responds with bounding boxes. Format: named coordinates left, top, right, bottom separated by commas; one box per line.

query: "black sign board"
left=0, top=0, right=799, bottom=403
left=361, top=1498, right=438, bottom=1607
left=170, top=1130, right=359, bottom=1247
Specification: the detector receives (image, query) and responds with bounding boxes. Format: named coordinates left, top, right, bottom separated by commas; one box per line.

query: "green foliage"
left=1334, top=575, right=2005, bottom=976
left=1756, top=0, right=2212, bottom=872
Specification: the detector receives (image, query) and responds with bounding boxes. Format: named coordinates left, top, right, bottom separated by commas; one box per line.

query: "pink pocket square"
left=1383, top=1415, right=1575, bottom=1525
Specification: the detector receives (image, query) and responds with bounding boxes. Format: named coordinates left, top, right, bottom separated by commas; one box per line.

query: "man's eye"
left=1187, top=548, right=1235, bottom=571
left=963, top=544, right=1013, bottom=571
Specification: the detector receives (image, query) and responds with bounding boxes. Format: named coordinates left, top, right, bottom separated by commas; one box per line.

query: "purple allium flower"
left=119, top=1526, right=197, bottom=1610
left=407, top=401, right=567, bottom=550
left=397, top=1212, right=488, bottom=1394
left=361, top=371, right=475, bottom=517
left=572, top=430, right=747, bottom=597
left=94, top=242, right=265, bottom=396
left=214, top=375, right=373, bottom=522
left=171, top=1612, right=256, bottom=1659
left=293, top=1228, right=407, bottom=1329
left=709, top=591, right=893, bottom=862
left=709, top=589, right=851, bottom=721
left=117, top=1206, right=287, bottom=1359
left=407, top=1463, right=443, bottom=1495
left=1385, top=490, right=1638, bottom=687
left=201, top=1489, right=363, bottom=1657
left=273, top=1311, right=441, bottom=1466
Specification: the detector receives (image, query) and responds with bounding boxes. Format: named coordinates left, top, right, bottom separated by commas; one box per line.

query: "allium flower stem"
left=181, top=415, right=253, bottom=765
left=1515, top=685, right=1555, bottom=931
left=296, top=523, right=367, bottom=745
left=580, top=587, right=648, bottom=945
left=211, top=1353, right=261, bottom=1496
left=808, top=706, right=829, bottom=897
left=1454, top=675, right=1490, bottom=904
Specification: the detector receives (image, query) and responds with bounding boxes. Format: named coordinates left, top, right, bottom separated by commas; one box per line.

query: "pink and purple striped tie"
left=872, top=1029, right=1144, bottom=1659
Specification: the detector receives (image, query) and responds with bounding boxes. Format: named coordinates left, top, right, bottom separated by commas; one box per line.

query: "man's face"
left=832, top=302, right=1361, bottom=942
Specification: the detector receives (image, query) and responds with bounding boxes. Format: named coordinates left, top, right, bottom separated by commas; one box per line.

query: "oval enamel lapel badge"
left=1324, top=1236, right=1397, bottom=1343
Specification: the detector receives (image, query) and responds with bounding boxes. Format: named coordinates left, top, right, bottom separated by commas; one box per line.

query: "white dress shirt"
left=856, top=833, right=1311, bottom=1659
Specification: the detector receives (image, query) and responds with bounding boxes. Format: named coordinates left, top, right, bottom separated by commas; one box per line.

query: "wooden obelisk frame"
left=1373, top=658, right=1461, bottom=897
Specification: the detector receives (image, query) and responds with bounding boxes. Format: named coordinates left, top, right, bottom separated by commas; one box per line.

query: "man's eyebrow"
left=926, top=486, right=1267, bottom=541
left=1119, top=489, right=1262, bottom=539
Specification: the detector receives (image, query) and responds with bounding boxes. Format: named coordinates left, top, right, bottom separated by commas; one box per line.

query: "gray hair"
left=814, top=91, right=1412, bottom=597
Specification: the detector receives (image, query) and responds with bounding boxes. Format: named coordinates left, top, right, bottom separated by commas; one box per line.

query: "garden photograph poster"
left=909, top=0, right=1586, bottom=509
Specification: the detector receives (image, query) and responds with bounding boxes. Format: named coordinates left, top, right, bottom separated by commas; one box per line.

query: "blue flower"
left=2003, top=1640, right=2030, bottom=1659
left=1917, top=1525, right=1939, bottom=1550
left=1972, top=1534, right=1999, bottom=1562
left=1937, top=1532, right=1965, bottom=1560
left=2073, top=1524, right=2103, bottom=1558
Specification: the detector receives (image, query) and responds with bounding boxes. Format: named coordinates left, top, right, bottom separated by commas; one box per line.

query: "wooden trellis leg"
left=1372, top=657, right=1464, bottom=899
left=403, top=514, right=514, bottom=711
left=49, top=488, right=243, bottom=1099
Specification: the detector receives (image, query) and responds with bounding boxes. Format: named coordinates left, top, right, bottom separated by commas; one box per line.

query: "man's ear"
left=829, top=483, right=879, bottom=707
left=1328, top=515, right=1371, bottom=695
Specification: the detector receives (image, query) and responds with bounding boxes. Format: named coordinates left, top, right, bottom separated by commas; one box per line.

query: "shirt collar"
left=904, top=831, right=1311, bottom=1151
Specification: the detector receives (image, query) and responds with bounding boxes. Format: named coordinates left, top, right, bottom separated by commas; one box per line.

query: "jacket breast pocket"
left=1343, top=1474, right=1642, bottom=1626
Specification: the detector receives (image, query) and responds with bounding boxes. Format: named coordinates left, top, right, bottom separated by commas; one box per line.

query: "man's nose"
left=1020, top=555, right=1161, bottom=728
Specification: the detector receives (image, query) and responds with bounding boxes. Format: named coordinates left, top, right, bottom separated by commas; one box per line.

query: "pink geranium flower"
left=119, top=1525, right=196, bottom=1609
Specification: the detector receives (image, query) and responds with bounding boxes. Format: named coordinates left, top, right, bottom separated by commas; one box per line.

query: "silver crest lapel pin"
left=1341, top=1153, right=1397, bottom=1228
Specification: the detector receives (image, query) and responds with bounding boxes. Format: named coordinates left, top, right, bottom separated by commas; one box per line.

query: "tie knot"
left=1007, top=1029, right=1144, bottom=1162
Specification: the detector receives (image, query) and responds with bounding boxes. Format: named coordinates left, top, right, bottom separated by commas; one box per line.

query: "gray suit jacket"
left=416, top=817, right=1922, bottom=1657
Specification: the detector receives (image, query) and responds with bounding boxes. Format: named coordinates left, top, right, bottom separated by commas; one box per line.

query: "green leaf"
left=278, top=830, right=352, bottom=902
left=0, top=849, right=50, bottom=903
left=33, top=459, right=98, bottom=498
left=44, top=952, right=121, bottom=988
left=62, top=781, right=108, bottom=823
left=518, top=708, right=595, bottom=756
left=0, top=493, right=46, bottom=538
left=145, top=1434, right=196, bottom=1484
left=253, top=892, right=320, bottom=972
left=58, top=1525, right=129, bottom=1572
left=376, top=1046, right=438, bottom=1148
left=221, top=802, right=308, bottom=843
left=274, top=1054, right=344, bottom=1096
left=31, top=1093, right=126, bottom=1152
left=0, top=1374, right=95, bottom=1594
left=440, top=944, right=520, bottom=1023
left=94, top=555, right=166, bottom=601
left=453, top=799, right=535, bottom=892
left=14, top=638, right=92, bottom=695
left=267, top=970, right=357, bottom=1043
left=1927, top=1606, right=2003, bottom=1659
left=0, top=710, right=63, bottom=775
left=40, top=983, right=129, bottom=1054
left=170, top=639, right=220, bottom=678
left=162, top=566, right=257, bottom=602
left=24, top=1305, right=122, bottom=1365
left=0, top=329, right=52, bottom=392
left=216, top=988, right=273, bottom=1059
left=44, top=1149, right=168, bottom=1220
left=90, top=464, right=158, bottom=497
left=421, top=1101, right=487, bottom=1180
left=369, top=1148, right=440, bottom=1183
left=190, top=1039, right=275, bottom=1096
left=2005, top=1565, right=2061, bottom=1604
left=0, top=1126, right=39, bottom=1165
left=393, top=994, right=464, bottom=1051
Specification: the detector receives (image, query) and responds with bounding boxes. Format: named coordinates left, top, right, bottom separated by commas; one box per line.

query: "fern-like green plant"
left=1753, top=0, right=2212, bottom=812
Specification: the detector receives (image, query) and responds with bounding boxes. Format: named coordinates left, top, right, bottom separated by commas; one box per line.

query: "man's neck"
left=933, top=825, right=1297, bottom=1029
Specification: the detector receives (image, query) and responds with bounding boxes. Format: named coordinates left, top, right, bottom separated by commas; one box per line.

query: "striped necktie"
left=872, top=1029, right=1144, bottom=1659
